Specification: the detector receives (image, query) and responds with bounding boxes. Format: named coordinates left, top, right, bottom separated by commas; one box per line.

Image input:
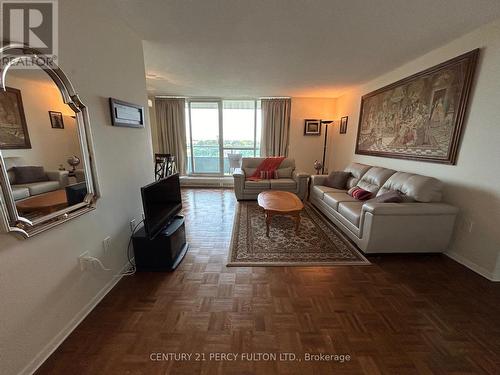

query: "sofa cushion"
left=338, top=201, right=364, bottom=227
left=311, top=185, right=346, bottom=200
left=7, top=170, right=15, bottom=184
left=243, top=167, right=257, bottom=177
left=323, top=192, right=358, bottom=210
left=259, top=170, right=275, bottom=179
left=244, top=179, right=271, bottom=190
left=356, top=166, right=396, bottom=193
left=12, top=166, right=49, bottom=184
left=377, top=172, right=443, bottom=202
left=344, top=163, right=371, bottom=189
left=15, top=181, right=61, bottom=196
left=325, top=171, right=350, bottom=189
left=367, top=191, right=403, bottom=203
left=242, top=157, right=295, bottom=170
left=274, top=167, right=293, bottom=179
left=270, top=178, right=296, bottom=190
left=12, top=186, right=30, bottom=201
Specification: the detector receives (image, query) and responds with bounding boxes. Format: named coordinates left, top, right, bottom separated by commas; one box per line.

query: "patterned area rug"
left=227, top=201, right=370, bottom=266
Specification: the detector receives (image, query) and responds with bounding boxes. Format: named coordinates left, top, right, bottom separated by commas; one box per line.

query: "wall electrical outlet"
left=467, top=220, right=474, bottom=233
left=130, top=219, right=136, bottom=233
left=103, top=236, right=111, bottom=254
left=78, top=251, right=90, bottom=271
left=461, top=216, right=474, bottom=234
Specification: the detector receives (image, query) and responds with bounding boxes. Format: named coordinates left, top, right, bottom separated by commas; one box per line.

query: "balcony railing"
left=186, top=145, right=259, bottom=174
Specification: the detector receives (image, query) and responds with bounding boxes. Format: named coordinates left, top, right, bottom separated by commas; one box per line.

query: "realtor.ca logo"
left=0, top=0, right=58, bottom=67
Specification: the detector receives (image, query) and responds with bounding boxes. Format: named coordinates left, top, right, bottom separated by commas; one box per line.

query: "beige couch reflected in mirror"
left=5, top=157, right=69, bottom=201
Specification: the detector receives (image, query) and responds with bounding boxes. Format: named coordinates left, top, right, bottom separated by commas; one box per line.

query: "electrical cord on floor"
left=118, top=218, right=145, bottom=277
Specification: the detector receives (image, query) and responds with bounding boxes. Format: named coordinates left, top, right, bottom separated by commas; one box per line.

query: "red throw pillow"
left=348, top=187, right=372, bottom=201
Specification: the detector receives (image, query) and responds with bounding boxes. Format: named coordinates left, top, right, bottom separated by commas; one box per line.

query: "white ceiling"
left=111, top=0, right=500, bottom=98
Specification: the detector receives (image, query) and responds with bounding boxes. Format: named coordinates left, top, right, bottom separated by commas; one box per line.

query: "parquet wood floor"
left=36, top=189, right=500, bottom=375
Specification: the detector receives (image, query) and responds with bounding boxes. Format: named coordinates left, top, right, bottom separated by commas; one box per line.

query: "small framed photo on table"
left=304, top=119, right=321, bottom=136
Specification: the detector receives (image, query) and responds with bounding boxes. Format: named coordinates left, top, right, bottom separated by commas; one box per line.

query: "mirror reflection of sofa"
left=5, top=157, right=69, bottom=201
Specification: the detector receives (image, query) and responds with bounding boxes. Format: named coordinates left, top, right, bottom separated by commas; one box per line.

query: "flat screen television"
left=141, top=173, right=182, bottom=239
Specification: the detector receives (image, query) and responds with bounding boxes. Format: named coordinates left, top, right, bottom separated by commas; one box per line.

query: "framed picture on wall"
left=339, top=116, right=348, bottom=134
left=109, top=98, right=145, bottom=128
left=49, top=111, right=64, bottom=129
left=0, top=87, right=31, bottom=149
left=304, top=119, right=321, bottom=136
left=355, top=49, right=479, bottom=164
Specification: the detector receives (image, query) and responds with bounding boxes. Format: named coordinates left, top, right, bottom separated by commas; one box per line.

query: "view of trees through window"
left=185, top=100, right=261, bottom=174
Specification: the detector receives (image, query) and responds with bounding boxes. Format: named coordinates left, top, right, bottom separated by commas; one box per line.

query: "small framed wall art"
left=339, top=116, right=348, bottom=134
left=49, top=111, right=64, bottom=129
left=304, top=119, right=321, bottom=136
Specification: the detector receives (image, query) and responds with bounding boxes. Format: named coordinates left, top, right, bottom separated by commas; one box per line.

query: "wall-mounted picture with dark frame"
left=355, top=49, right=479, bottom=164
left=0, top=87, right=31, bottom=149
left=339, top=116, right=348, bottom=134
left=304, top=119, right=321, bottom=135
left=109, top=98, right=145, bottom=128
left=49, top=111, right=64, bottom=129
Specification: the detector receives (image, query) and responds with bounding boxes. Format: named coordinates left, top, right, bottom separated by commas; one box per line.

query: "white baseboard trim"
left=445, top=251, right=499, bottom=282
left=19, top=262, right=131, bottom=375
left=180, top=176, right=234, bottom=188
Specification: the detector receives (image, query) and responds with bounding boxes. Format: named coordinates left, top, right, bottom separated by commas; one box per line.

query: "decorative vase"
left=313, top=160, right=323, bottom=175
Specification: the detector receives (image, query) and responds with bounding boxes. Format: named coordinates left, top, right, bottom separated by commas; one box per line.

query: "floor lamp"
left=320, top=120, right=333, bottom=174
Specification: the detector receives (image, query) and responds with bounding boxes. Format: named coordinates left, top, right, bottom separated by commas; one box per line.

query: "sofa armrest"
left=362, top=202, right=459, bottom=216
left=46, top=170, right=69, bottom=188
left=292, top=171, right=309, bottom=200
left=233, top=168, right=244, bottom=179
left=233, top=168, right=245, bottom=200
left=310, top=174, right=328, bottom=186
left=292, top=170, right=309, bottom=181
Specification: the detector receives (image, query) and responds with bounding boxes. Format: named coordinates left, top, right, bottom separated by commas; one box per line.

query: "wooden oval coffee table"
left=16, top=189, right=68, bottom=215
left=257, top=190, right=304, bottom=237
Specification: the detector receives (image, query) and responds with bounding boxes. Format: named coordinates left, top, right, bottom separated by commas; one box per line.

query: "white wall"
left=289, top=97, right=336, bottom=174
left=148, top=97, right=160, bottom=155
left=330, top=19, right=500, bottom=281
left=3, top=75, right=82, bottom=170
left=0, top=1, right=154, bottom=374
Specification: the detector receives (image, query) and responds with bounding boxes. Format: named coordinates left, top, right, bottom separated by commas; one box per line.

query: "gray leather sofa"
left=310, top=162, right=458, bottom=253
left=233, top=157, right=309, bottom=200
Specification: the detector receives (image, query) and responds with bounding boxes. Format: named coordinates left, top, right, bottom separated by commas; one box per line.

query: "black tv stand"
left=132, top=215, right=189, bottom=271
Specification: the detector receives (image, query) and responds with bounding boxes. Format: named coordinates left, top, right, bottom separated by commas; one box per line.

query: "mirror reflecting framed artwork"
left=0, top=45, right=99, bottom=237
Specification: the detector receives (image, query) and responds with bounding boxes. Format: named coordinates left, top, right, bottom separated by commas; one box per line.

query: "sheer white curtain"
left=260, top=98, right=291, bottom=157
left=155, top=98, right=187, bottom=175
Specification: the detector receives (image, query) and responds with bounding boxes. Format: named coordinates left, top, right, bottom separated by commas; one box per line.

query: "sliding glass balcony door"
left=222, top=100, right=260, bottom=174
left=186, top=99, right=260, bottom=176
left=188, top=101, right=221, bottom=174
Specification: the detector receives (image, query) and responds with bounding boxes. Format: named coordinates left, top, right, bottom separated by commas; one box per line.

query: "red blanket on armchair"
left=246, top=156, right=286, bottom=181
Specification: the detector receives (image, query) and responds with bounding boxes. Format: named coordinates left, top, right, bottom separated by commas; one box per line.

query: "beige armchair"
left=233, top=157, right=309, bottom=200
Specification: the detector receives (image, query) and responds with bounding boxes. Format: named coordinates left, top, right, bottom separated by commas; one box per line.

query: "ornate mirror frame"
left=0, top=44, right=100, bottom=237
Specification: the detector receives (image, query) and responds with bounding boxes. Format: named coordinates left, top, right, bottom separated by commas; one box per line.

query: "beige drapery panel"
left=155, top=98, right=187, bottom=175
left=261, top=98, right=291, bottom=157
